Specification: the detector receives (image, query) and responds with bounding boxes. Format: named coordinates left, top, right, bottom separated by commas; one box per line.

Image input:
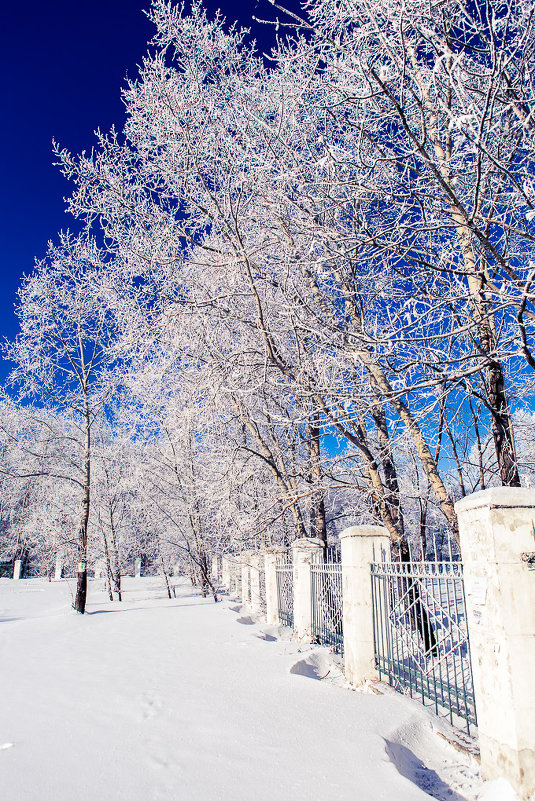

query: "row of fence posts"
left=213, top=488, right=535, bottom=800
left=11, top=554, right=142, bottom=582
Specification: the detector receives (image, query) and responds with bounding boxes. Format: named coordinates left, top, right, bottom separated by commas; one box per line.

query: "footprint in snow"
left=141, top=695, right=163, bottom=720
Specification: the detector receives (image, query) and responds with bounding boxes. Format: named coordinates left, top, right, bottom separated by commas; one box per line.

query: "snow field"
left=0, top=577, right=519, bottom=801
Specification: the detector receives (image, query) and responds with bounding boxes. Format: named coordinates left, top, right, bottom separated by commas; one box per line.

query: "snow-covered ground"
left=0, top=576, right=518, bottom=801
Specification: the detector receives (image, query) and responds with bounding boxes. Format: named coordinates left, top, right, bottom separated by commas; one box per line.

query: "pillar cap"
left=455, top=487, right=535, bottom=514
left=340, top=525, right=390, bottom=540
left=291, top=537, right=324, bottom=549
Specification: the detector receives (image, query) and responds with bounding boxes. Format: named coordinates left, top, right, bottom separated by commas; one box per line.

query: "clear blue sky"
left=1, top=0, right=298, bottom=379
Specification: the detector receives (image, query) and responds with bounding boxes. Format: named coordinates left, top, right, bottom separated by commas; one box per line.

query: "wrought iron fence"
left=276, top=554, right=293, bottom=627
left=258, top=558, right=267, bottom=612
left=325, top=543, right=341, bottom=563
left=371, top=558, right=476, bottom=733
left=243, top=564, right=251, bottom=603
left=311, top=562, right=344, bottom=654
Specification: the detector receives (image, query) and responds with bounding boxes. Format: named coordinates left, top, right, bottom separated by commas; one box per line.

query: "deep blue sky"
left=1, top=0, right=299, bottom=379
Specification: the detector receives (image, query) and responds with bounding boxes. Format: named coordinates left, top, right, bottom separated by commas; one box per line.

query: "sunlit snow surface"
left=0, top=576, right=516, bottom=801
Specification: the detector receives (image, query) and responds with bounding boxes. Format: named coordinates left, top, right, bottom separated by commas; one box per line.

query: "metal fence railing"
left=242, top=564, right=251, bottom=603
left=371, top=558, right=476, bottom=733
left=325, top=544, right=341, bottom=563
left=258, top=558, right=266, bottom=613
left=311, top=562, right=344, bottom=654
left=276, top=555, right=293, bottom=627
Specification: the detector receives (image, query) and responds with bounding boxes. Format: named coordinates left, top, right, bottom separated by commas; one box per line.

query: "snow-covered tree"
left=5, top=234, right=122, bottom=612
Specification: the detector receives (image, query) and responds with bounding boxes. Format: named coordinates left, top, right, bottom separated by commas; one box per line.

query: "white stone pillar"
left=249, top=553, right=262, bottom=614
left=264, top=550, right=283, bottom=625
left=456, top=488, right=535, bottom=799
left=291, top=538, right=324, bottom=642
left=228, top=557, right=236, bottom=594
left=340, top=525, right=390, bottom=685
left=134, top=557, right=141, bottom=578
left=13, top=560, right=22, bottom=580
left=221, top=555, right=231, bottom=590
left=54, top=552, right=63, bottom=581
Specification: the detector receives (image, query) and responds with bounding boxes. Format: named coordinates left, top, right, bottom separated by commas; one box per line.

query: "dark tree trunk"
left=108, top=506, right=122, bottom=601
left=198, top=552, right=219, bottom=602
left=101, top=527, right=114, bottom=601
left=399, top=543, right=437, bottom=655
left=160, top=554, right=174, bottom=599
left=475, top=289, right=520, bottom=487
left=308, top=413, right=327, bottom=552
left=74, top=398, right=91, bottom=614
left=369, top=399, right=404, bottom=541
left=486, top=358, right=520, bottom=487
left=74, top=568, right=88, bottom=614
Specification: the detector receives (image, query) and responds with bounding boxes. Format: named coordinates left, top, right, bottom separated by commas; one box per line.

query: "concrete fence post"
left=54, top=552, right=63, bottom=581
left=221, top=555, right=231, bottom=591
left=13, top=560, right=22, bottom=580
left=264, top=549, right=285, bottom=625
left=228, top=556, right=236, bottom=595
left=340, top=525, right=390, bottom=685
left=456, top=488, right=535, bottom=799
left=291, top=537, right=324, bottom=642
left=249, top=553, right=262, bottom=614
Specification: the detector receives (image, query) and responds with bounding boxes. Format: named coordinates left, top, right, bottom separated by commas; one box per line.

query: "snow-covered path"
left=0, top=577, right=492, bottom=801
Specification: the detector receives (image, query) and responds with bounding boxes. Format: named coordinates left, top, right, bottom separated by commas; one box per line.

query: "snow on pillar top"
left=455, top=486, right=535, bottom=513
left=291, top=537, right=324, bottom=552
left=340, top=525, right=390, bottom=540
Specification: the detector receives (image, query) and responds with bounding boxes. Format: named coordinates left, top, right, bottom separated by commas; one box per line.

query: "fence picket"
left=311, top=562, right=343, bottom=654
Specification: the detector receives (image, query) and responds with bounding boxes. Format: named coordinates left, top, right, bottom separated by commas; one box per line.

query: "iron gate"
left=371, top=558, right=476, bottom=733
left=311, top=562, right=344, bottom=654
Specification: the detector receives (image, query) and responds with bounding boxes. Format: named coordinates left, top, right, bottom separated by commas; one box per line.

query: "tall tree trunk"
left=108, top=506, right=122, bottom=601
left=74, top=397, right=90, bottom=614
left=308, top=413, right=327, bottom=550
left=469, top=398, right=486, bottom=491
left=359, top=357, right=460, bottom=542
left=159, top=553, right=174, bottom=599
left=408, top=57, right=520, bottom=489
left=486, top=356, right=520, bottom=486
left=197, top=551, right=219, bottom=602
left=369, top=398, right=404, bottom=541
left=101, top=525, right=114, bottom=601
